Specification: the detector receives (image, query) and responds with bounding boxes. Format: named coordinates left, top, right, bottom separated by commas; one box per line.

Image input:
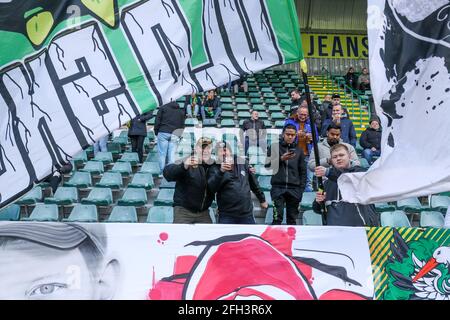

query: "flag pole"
left=300, top=60, right=327, bottom=222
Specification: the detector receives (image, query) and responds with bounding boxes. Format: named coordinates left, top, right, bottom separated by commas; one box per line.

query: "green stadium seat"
left=16, top=186, right=43, bottom=205
left=96, top=172, right=123, bottom=189
left=221, top=111, right=234, bottom=118
left=64, top=171, right=92, bottom=188
left=64, top=204, right=98, bottom=222
left=147, top=206, right=173, bottom=223
left=118, top=152, right=140, bottom=166
left=202, top=119, right=217, bottom=127
left=251, top=104, right=265, bottom=111
left=154, top=189, right=175, bottom=206
left=257, top=176, right=271, bottom=191
left=221, top=97, right=232, bottom=103
left=279, top=99, right=291, bottom=105
left=81, top=188, right=113, bottom=206
left=374, top=202, right=397, bottom=212
left=358, top=158, right=370, bottom=169
left=128, top=173, right=154, bottom=190
left=303, top=210, right=323, bottom=225
left=260, top=87, right=272, bottom=93
left=117, top=188, right=147, bottom=206
left=44, top=187, right=78, bottom=205
left=93, top=151, right=113, bottom=164
left=235, top=98, right=247, bottom=104
left=420, top=211, right=444, bottom=228
left=300, top=192, right=316, bottom=211
left=264, top=99, right=278, bottom=105
left=263, top=120, right=272, bottom=128
left=140, top=162, right=160, bottom=176
left=263, top=93, right=276, bottom=99
left=110, top=162, right=132, bottom=176
left=275, top=120, right=285, bottom=128
left=430, top=195, right=450, bottom=213
left=396, top=197, right=424, bottom=213
left=145, top=152, right=159, bottom=163
left=107, top=142, right=122, bottom=157
left=23, top=204, right=59, bottom=222
left=221, top=104, right=234, bottom=111
left=220, top=119, right=235, bottom=127
left=220, top=91, right=232, bottom=97
left=271, top=112, right=285, bottom=120
left=185, top=118, right=199, bottom=126
left=0, top=204, right=20, bottom=221
left=108, top=206, right=138, bottom=223
left=236, top=104, right=250, bottom=111
left=257, top=112, right=269, bottom=119
left=72, top=150, right=88, bottom=166
left=160, top=178, right=176, bottom=189
left=250, top=98, right=262, bottom=104
left=269, top=105, right=282, bottom=112
left=80, top=161, right=104, bottom=175
left=248, top=92, right=261, bottom=98
left=238, top=111, right=251, bottom=119
left=381, top=210, right=411, bottom=227
left=112, top=135, right=129, bottom=146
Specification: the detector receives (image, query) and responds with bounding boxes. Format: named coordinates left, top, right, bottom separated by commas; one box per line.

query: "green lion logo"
left=0, top=0, right=118, bottom=48
left=383, top=229, right=450, bottom=300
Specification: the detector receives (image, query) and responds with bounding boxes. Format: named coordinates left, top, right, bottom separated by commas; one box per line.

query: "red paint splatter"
left=160, top=232, right=168, bottom=241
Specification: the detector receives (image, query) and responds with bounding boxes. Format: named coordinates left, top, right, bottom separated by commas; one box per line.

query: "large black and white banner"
left=339, top=0, right=450, bottom=203
left=0, top=0, right=302, bottom=207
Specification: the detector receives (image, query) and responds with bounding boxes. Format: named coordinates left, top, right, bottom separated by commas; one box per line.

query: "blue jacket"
left=321, top=118, right=357, bottom=147
left=284, top=117, right=319, bottom=155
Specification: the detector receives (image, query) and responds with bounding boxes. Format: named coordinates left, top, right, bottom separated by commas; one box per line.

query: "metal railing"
left=320, top=67, right=371, bottom=129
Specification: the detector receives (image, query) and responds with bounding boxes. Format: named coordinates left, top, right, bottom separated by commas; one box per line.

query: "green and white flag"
left=0, top=0, right=302, bottom=207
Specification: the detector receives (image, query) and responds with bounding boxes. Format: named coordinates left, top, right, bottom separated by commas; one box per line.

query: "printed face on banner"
left=0, top=223, right=119, bottom=300
left=0, top=223, right=374, bottom=300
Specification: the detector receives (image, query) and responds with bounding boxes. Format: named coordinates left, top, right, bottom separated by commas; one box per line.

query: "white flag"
left=338, top=0, right=450, bottom=204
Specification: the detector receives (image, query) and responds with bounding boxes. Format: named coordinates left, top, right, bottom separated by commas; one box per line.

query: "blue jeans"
left=362, top=149, right=381, bottom=165
left=157, top=132, right=178, bottom=173
left=304, top=155, right=313, bottom=192
left=186, top=104, right=199, bottom=117
left=218, top=215, right=256, bottom=224
left=93, top=135, right=108, bottom=155
left=201, top=106, right=222, bottom=120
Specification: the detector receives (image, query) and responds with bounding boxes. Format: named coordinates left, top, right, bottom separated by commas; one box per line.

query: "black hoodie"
left=207, top=156, right=265, bottom=217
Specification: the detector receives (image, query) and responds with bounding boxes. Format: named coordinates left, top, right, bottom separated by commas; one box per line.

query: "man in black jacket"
left=154, top=101, right=186, bottom=174
left=313, top=143, right=380, bottom=226
left=128, top=111, right=154, bottom=163
left=163, top=137, right=215, bottom=224
left=359, top=117, right=381, bottom=165
left=266, top=124, right=307, bottom=225
left=241, top=110, right=266, bottom=157
left=208, top=142, right=268, bottom=224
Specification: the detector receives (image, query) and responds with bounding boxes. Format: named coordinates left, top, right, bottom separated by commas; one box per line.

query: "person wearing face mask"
left=308, top=123, right=359, bottom=173
left=313, top=144, right=379, bottom=227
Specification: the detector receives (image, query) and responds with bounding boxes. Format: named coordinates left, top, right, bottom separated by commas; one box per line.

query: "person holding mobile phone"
left=207, top=141, right=267, bottom=224
left=265, top=124, right=307, bottom=225
left=163, top=137, right=215, bottom=224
